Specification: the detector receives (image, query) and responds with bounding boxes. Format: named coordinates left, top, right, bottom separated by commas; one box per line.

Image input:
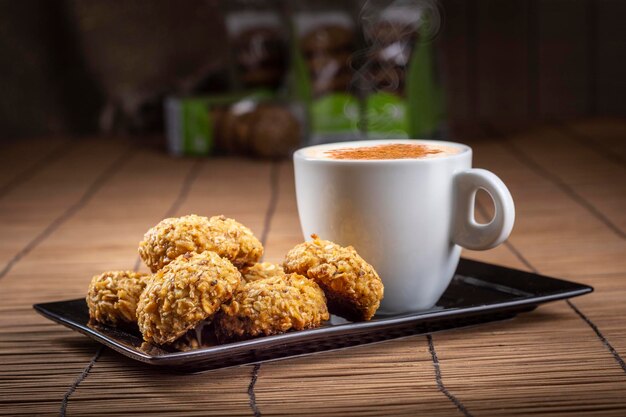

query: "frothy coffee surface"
left=324, top=143, right=459, bottom=160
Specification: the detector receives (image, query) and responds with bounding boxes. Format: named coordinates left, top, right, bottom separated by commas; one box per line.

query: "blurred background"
left=0, top=0, right=624, bottom=155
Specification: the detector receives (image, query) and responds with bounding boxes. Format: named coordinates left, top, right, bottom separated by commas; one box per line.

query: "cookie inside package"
left=164, top=1, right=303, bottom=158
left=291, top=4, right=361, bottom=145
left=165, top=94, right=304, bottom=158
left=359, top=0, right=445, bottom=139
left=223, top=0, right=288, bottom=92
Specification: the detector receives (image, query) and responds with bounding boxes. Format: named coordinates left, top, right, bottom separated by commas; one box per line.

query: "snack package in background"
left=224, top=0, right=289, bottom=93
left=291, top=6, right=362, bottom=144
left=359, top=0, right=444, bottom=139
left=165, top=94, right=304, bottom=158
left=165, top=96, right=213, bottom=156
left=215, top=98, right=305, bottom=158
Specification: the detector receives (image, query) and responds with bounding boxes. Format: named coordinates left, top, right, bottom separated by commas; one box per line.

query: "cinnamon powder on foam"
left=325, top=144, right=443, bottom=160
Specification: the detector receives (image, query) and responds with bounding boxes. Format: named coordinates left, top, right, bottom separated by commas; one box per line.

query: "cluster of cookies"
left=86, top=214, right=384, bottom=348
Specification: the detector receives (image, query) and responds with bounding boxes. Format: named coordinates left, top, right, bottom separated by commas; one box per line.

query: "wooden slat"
left=1, top=151, right=196, bottom=294
left=2, top=120, right=626, bottom=415
left=174, top=158, right=272, bottom=241
left=433, top=301, right=626, bottom=416
left=507, top=124, right=625, bottom=234
left=469, top=137, right=626, bottom=276
left=461, top=235, right=529, bottom=270
left=0, top=148, right=196, bottom=415
left=62, top=159, right=273, bottom=416
left=565, top=272, right=626, bottom=360
left=0, top=139, right=129, bottom=270
left=255, top=338, right=461, bottom=417
left=430, top=124, right=626, bottom=416
left=257, top=163, right=461, bottom=416
left=263, top=162, right=301, bottom=264
left=0, top=137, right=70, bottom=198
left=567, top=118, right=626, bottom=162
left=66, top=351, right=252, bottom=416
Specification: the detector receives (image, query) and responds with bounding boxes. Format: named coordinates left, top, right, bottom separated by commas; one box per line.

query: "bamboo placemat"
left=0, top=119, right=625, bottom=416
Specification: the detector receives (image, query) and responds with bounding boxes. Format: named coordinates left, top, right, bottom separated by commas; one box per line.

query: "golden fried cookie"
left=136, top=251, right=243, bottom=345
left=240, top=262, right=285, bottom=283
left=283, top=235, right=384, bottom=321
left=87, top=270, right=150, bottom=325
left=138, top=214, right=263, bottom=272
left=205, top=215, right=263, bottom=267
left=215, top=274, right=329, bottom=342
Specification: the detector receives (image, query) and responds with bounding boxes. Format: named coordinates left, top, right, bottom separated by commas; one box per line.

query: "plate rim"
left=33, top=271, right=593, bottom=366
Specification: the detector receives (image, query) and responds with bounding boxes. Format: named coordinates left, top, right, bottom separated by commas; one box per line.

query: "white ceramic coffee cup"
left=293, top=139, right=515, bottom=315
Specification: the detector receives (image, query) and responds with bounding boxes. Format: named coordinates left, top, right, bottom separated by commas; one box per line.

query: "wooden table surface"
left=1, top=119, right=625, bottom=416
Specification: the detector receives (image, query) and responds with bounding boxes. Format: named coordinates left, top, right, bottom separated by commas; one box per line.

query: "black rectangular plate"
left=34, top=259, right=592, bottom=372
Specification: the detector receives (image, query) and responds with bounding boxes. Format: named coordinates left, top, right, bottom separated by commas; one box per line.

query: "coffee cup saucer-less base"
left=33, top=259, right=592, bottom=373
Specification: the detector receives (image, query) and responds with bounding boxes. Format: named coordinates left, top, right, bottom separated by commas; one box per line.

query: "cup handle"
left=452, top=168, right=515, bottom=250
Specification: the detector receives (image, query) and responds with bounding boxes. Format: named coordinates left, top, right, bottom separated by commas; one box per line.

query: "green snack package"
left=165, top=93, right=303, bottom=158
left=360, top=0, right=444, bottom=139
left=165, top=97, right=213, bottom=156
left=224, top=1, right=289, bottom=92
left=291, top=7, right=362, bottom=144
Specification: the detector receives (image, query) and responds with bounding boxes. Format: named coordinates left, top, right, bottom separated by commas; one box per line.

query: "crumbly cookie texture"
left=240, top=262, right=285, bottom=283
left=136, top=251, right=243, bottom=345
left=215, top=274, right=329, bottom=342
left=283, top=235, right=384, bottom=321
left=138, top=214, right=263, bottom=272
left=87, top=271, right=150, bottom=325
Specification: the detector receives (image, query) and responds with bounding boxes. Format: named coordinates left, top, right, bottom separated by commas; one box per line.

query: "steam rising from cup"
left=351, top=0, right=441, bottom=94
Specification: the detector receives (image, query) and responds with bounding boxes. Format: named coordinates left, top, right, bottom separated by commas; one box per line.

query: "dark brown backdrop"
left=440, top=0, right=626, bottom=135
left=0, top=0, right=624, bottom=141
